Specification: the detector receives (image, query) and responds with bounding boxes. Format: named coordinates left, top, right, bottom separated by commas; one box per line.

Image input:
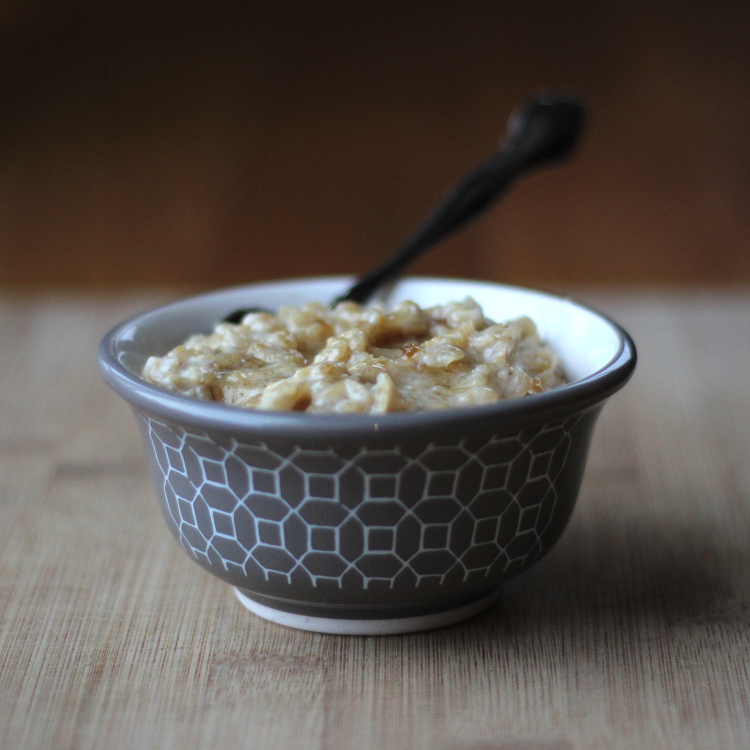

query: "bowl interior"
left=113, top=277, right=623, bottom=385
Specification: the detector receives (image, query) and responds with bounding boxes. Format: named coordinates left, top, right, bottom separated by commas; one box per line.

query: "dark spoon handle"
left=223, top=93, right=584, bottom=322
left=333, top=94, right=584, bottom=305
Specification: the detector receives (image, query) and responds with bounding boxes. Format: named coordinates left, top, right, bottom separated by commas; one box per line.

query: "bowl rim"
left=98, top=276, right=637, bottom=440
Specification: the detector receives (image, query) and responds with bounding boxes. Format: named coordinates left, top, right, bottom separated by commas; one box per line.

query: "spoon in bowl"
left=223, top=92, right=584, bottom=323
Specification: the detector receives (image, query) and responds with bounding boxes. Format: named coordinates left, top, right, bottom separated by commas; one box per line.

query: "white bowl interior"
left=114, top=277, right=622, bottom=384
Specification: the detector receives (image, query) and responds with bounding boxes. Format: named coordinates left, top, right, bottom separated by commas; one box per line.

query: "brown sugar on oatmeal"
left=141, top=298, right=566, bottom=414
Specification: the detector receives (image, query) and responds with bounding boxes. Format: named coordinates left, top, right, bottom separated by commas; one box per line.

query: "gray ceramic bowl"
left=98, top=276, right=635, bottom=634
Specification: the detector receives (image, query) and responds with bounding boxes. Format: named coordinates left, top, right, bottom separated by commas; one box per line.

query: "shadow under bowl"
left=98, top=276, right=636, bottom=635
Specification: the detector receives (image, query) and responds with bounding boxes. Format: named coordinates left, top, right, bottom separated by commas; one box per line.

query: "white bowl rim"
left=98, top=276, right=637, bottom=440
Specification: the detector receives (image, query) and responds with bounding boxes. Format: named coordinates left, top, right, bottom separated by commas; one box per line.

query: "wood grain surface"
left=1, top=289, right=749, bottom=749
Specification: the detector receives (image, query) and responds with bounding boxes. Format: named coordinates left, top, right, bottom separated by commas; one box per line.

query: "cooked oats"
left=142, top=298, right=566, bottom=414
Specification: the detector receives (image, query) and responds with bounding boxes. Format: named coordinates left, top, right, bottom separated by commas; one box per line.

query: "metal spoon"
left=224, top=92, right=584, bottom=323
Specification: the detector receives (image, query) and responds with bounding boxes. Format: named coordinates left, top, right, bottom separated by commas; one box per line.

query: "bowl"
left=98, top=276, right=636, bottom=635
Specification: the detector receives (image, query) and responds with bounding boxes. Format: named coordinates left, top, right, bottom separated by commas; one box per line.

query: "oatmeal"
left=142, top=298, right=566, bottom=413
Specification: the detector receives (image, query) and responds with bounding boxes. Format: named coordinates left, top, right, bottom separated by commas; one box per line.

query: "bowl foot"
left=233, top=587, right=499, bottom=635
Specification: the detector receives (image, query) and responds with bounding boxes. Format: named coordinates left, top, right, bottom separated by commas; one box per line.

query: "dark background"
left=1, top=0, right=748, bottom=289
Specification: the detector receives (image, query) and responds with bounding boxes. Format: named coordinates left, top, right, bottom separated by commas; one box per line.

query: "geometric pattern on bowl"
left=139, top=412, right=583, bottom=589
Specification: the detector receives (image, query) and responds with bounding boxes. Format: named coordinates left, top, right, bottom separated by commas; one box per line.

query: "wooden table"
left=1, top=289, right=749, bottom=749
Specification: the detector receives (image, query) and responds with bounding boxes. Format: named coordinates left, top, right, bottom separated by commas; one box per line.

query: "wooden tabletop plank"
left=1, top=290, right=749, bottom=750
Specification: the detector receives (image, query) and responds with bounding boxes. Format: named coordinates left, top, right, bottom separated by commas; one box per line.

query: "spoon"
left=224, top=92, right=584, bottom=323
